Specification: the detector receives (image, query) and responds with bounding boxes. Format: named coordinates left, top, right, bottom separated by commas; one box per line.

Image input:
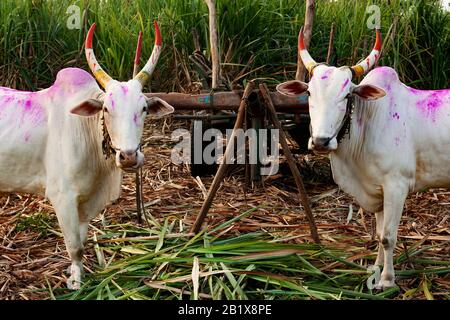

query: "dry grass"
left=0, top=118, right=449, bottom=300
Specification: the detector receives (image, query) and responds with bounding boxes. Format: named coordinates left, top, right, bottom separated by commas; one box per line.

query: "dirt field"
left=0, top=119, right=449, bottom=300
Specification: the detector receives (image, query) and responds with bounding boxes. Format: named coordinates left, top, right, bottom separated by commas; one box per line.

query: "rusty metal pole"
left=259, top=83, right=320, bottom=244
left=190, top=82, right=255, bottom=233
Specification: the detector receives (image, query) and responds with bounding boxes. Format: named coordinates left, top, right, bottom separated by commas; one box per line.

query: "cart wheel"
left=189, top=120, right=219, bottom=177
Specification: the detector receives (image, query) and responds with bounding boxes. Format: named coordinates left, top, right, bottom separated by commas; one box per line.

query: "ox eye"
left=142, top=106, right=148, bottom=113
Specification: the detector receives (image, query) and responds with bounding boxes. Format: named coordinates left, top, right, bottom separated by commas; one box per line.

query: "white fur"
left=279, top=66, right=450, bottom=289
left=0, top=67, right=173, bottom=289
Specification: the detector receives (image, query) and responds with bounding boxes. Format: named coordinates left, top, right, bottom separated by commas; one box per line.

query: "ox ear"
left=70, top=99, right=103, bottom=116
left=146, top=97, right=175, bottom=118
left=352, top=84, right=386, bottom=100
left=276, top=80, right=308, bottom=96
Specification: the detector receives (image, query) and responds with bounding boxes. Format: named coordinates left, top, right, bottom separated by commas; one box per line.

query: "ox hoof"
left=374, top=279, right=396, bottom=291
left=66, top=263, right=83, bottom=290
left=67, top=276, right=82, bottom=290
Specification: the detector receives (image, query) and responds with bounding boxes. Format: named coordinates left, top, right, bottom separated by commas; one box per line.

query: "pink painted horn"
left=351, top=29, right=382, bottom=78
left=133, top=21, right=163, bottom=87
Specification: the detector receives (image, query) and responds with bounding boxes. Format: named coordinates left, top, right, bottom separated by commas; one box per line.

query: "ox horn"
left=85, top=23, right=113, bottom=89
left=350, top=29, right=382, bottom=78
left=133, top=21, right=162, bottom=87
left=298, top=26, right=318, bottom=74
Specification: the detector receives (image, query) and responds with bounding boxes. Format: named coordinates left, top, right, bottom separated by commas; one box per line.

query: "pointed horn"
left=134, top=21, right=162, bottom=87
left=85, top=23, right=113, bottom=89
left=351, top=29, right=382, bottom=78
left=133, top=31, right=143, bottom=77
left=298, top=26, right=318, bottom=74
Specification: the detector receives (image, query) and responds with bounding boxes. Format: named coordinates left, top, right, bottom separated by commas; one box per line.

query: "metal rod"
left=190, top=81, right=256, bottom=234
left=259, top=83, right=320, bottom=244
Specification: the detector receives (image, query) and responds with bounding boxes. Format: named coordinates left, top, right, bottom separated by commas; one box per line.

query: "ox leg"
left=79, top=221, right=89, bottom=245
left=374, top=211, right=384, bottom=267
left=52, top=198, right=84, bottom=290
left=376, top=183, right=408, bottom=290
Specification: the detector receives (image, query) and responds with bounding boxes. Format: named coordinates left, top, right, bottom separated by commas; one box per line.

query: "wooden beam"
left=204, top=0, right=222, bottom=89
left=190, top=82, right=256, bottom=233
left=144, top=91, right=309, bottom=113
left=259, top=83, right=320, bottom=244
left=326, top=22, right=336, bottom=65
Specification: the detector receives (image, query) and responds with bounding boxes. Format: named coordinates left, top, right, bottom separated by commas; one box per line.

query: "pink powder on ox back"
left=24, top=131, right=31, bottom=142
left=19, top=98, right=46, bottom=127
left=415, top=90, right=449, bottom=122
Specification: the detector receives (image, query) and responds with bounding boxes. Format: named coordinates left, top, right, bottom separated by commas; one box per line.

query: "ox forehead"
left=70, top=21, right=174, bottom=171
left=309, top=66, right=353, bottom=100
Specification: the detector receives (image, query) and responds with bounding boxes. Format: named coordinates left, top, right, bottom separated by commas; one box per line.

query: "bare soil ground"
left=0, top=119, right=449, bottom=300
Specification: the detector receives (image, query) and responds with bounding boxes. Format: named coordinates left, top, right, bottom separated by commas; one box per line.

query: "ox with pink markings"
left=277, top=28, right=450, bottom=289
left=0, top=21, right=174, bottom=289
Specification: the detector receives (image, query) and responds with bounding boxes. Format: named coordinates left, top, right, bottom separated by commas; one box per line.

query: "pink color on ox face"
left=339, top=79, right=350, bottom=94
left=133, top=113, right=140, bottom=126
left=108, top=93, right=116, bottom=110
left=321, top=69, right=332, bottom=80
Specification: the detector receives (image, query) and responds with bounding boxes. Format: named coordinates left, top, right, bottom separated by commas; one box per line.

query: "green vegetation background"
left=0, top=0, right=449, bottom=91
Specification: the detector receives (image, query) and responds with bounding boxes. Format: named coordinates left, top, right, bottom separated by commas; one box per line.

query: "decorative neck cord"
left=336, top=95, right=354, bottom=144
left=100, top=109, right=115, bottom=159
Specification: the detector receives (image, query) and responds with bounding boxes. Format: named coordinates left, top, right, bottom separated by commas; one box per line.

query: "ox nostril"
left=119, top=150, right=138, bottom=167
left=313, top=137, right=331, bottom=149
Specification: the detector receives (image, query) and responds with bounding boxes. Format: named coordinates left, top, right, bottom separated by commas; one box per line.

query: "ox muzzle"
left=115, top=148, right=144, bottom=171
left=308, top=136, right=338, bottom=154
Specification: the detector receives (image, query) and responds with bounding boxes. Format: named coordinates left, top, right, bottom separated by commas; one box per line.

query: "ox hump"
left=362, top=67, right=400, bottom=92
left=53, top=68, right=98, bottom=91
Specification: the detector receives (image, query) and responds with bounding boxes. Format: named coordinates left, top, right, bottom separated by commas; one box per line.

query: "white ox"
left=277, top=28, right=450, bottom=289
left=0, top=22, right=174, bottom=289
